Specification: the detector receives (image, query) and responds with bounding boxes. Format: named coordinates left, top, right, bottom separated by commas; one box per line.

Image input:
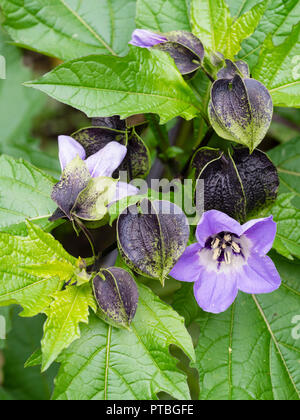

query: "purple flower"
left=170, top=210, right=281, bottom=314
left=129, top=29, right=167, bottom=48
left=58, top=135, right=139, bottom=203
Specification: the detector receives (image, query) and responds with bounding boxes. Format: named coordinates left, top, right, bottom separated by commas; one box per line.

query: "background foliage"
left=0, top=0, right=300, bottom=400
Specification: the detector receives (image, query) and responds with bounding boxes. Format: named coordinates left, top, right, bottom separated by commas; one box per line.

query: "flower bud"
left=191, top=146, right=279, bottom=223
left=93, top=267, right=139, bottom=330
left=154, top=31, right=205, bottom=76
left=130, top=29, right=204, bottom=76
left=209, top=59, right=273, bottom=152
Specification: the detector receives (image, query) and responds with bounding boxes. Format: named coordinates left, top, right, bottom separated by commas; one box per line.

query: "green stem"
left=74, top=217, right=96, bottom=259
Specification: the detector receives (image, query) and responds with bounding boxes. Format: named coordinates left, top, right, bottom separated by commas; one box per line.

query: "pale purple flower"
left=170, top=210, right=281, bottom=314
left=58, top=135, right=139, bottom=203
left=129, top=29, right=167, bottom=48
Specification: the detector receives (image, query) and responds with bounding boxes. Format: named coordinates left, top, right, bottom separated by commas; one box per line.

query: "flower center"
left=206, top=231, right=243, bottom=266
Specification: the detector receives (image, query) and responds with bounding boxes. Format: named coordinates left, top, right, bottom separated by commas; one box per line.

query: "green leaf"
left=0, top=222, right=77, bottom=316
left=0, top=29, right=44, bottom=146
left=192, top=251, right=300, bottom=400
left=220, top=1, right=266, bottom=59
left=268, top=137, right=300, bottom=199
left=227, top=0, right=261, bottom=17
left=260, top=194, right=300, bottom=260
left=52, top=284, right=195, bottom=400
left=136, top=0, right=191, bottom=32
left=191, top=0, right=231, bottom=53
left=2, top=309, right=57, bottom=400
left=0, top=29, right=59, bottom=177
left=25, top=48, right=202, bottom=124
left=0, top=0, right=136, bottom=59
left=41, top=284, right=96, bottom=372
left=238, top=0, right=300, bottom=69
left=0, top=155, right=58, bottom=235
left=253, top=23, right=300, bottom=108
left=191, top=0, right=265, bottom=58
left=0, top=388, right=13, bottom=400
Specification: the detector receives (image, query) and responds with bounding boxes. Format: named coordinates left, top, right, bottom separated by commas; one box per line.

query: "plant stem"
left=74, top=217, right=96, bottom=259
left=181, top=127, right=215, bottom=176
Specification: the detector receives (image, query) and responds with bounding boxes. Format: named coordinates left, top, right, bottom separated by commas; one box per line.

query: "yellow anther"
left=211, top=237, right=220, bottom=249
left=224, top=250, right=232, bottom=264
left=213, top=248, right=221, bottom=260
left=224, top=234, right=232, bottom=242
left=231, top=242, right=241, bottom=253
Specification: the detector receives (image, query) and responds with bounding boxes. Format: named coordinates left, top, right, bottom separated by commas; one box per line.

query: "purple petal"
left=194, top=269, right=238, bottom=314
left=58, top=135, right=86, bottom=171
left=169, top=243, right=202, bottom=283
left=238, top=254, right=281, bottom=294
left=242, top=216, right=276, bottom=255
left=196, top=210, right=243, bottom=247
left=85, top=142, right=127, bottom=178
left=129, top=29, right=167, bottom=48
left=109, top=182, right=139, bottom=205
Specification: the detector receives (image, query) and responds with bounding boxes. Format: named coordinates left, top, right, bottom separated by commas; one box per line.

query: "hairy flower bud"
left=209, top=59, right=273, bottom=152
left=93, top=267, right=139, bottom=330
left=191, top=146, right=279, bottom=223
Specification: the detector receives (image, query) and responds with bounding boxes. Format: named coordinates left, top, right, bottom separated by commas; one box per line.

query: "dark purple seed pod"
left=73, top=117, right=150, bottom=180
left=93, top=267, right=139, bottom=330
left=209, top=59, right=273, bottom=152
left=191, top=146, right=279, bottom=223
left=117, top=199, right=190, bottom=286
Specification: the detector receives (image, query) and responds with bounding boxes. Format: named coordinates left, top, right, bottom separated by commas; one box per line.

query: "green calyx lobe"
left=92, top=267, right=139, bottom=330
left=209, top=59, right=273, bottom=152
left=191, top=147, right=279, bottom=223
left=50, top=156, right=117, bottom=223
left=117, top=199, right=190, bottom=286
left=154, top=31, right=205, bottom=76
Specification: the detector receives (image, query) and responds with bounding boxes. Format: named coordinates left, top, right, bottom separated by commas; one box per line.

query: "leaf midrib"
left=58, top=0, right=117, bottom=56
left=252, top=294, right=300, bottom=399
left=29, top=82, right=200, bottom=112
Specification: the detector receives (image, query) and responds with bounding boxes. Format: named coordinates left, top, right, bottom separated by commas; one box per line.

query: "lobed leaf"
left=0, top=155, right=57, bottom=235
left=41, top=284, right=97, bottom=372
left=191, top=0, right=265, bottom=58
left=52, top=284, right=195, bottom=400
left=0, top=222, right=77, bottom=316
left=253, top=23, right=300, bottom=108
left=238, top=0, right=300, bottom=69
